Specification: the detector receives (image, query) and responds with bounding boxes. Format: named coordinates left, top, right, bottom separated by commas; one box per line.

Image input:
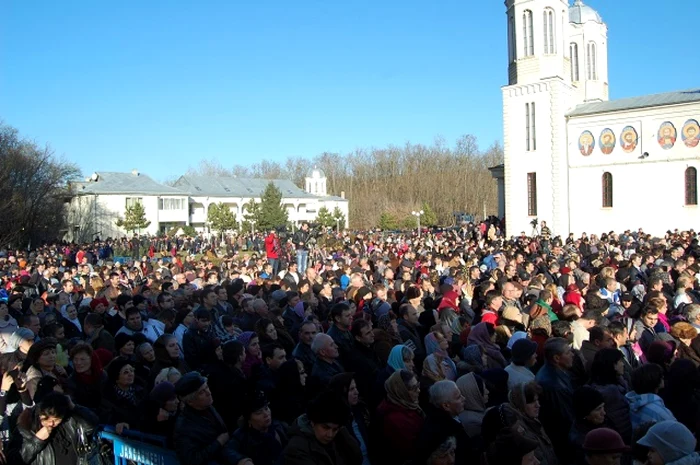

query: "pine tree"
left=207, top=202, right=237, bottom=239
left=332, top=207, right=346, bottom=231
left=258, top=182, right=289, bottom=231
left=421, top=202, right=438, bottom=227
left=242, top=198, right=261, bottom=232
left=315, top=207, right=335, bottom=228
left=116, top=202, right=151, bottom=234
left=378, top=212, right=398, bottom=230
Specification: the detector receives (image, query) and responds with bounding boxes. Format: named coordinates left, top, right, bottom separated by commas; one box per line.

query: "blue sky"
left=2, top=0, right=697, bottom=181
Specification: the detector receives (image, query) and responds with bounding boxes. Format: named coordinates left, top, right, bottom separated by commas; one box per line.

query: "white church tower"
left=305, top=167, right=327, bottom=196
left=502, top=0, right=607, bottom=237
left=568, top=0, right=609, bottom=104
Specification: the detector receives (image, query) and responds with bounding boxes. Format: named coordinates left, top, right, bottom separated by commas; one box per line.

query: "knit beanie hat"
left=573, top=386, right=605, bottom=420
left=511, top=338, right=538, bottom=365
left=150, top=381, right=177, bottom=408
left=637, top=421, right=697, bottom=463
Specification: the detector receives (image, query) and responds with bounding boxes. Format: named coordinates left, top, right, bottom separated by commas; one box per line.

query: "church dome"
left=569, top=0, right=603, bottom=24
left=308, top=167, right=326, bottom=179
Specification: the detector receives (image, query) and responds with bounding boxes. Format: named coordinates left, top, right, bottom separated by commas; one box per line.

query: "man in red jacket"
left=264, top=231, right=280, bottom=276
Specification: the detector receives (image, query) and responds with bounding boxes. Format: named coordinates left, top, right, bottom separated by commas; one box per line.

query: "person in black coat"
left=269, top=360, right=307, bottom=425
left=8, top=392, right=99, bottom=465
left=204, top=340, right=250, bottom=431
left=100, top=357, right=147, bottom=434
left=343, top=319, right=381, bottom=401
left=416, top=380, right=476, bottom=465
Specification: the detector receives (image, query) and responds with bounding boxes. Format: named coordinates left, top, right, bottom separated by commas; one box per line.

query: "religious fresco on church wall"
left=578, top=130, right=595, bottom=156
left=599, top=128, right=615, bottom=154
left=658, top=122, right=677, bottom=150
left=620, top=126, right=638, bottom=153
left=682, top=119, right=700, bottom=148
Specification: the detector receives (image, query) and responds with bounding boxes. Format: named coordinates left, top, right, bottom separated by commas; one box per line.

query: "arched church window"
left=602, top=172, right=613, bottom=208
left=508, top=15, right=516, bottom=62
left=543, top=9, right=555, bottom=54
left=587, top=42, right=597, bottom=80
left=570, top=43, right=579, bottom=81
left=523, top=10, right=534, bottom=57
left=686, top=167, right=698, bottom=206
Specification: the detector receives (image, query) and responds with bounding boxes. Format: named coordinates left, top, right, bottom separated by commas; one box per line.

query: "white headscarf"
left=60, top=304, right=82, bottom=332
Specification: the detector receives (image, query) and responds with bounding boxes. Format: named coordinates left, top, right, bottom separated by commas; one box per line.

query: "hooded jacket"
left=625, top=391, right=676, bottom=430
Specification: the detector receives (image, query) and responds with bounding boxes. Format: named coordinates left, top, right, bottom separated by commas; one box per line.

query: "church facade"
left=495, top=0, right=699, bottom=237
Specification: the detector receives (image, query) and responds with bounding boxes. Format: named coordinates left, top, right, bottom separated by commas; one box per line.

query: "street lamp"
left=411, top=210, right=424, bottom=237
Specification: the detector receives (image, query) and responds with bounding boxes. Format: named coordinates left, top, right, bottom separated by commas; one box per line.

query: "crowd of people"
left=0, top=221, right=699, bottom=465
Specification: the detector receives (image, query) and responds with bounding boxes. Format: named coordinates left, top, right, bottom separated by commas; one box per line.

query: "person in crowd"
left=636, top=421, right=700, bottom=465
left=283, top=390, right=362, bottom=465
left=143, top=381, right=179, bottom=440
left=569, top=386, right=608, bottom=464
left=205, top=340, right=249, bottom=430
left=238, top=331, right=263, bottom=378
left=64, top=343, right=105, bottom=413
left=625, top=363, right=676, bottom=430
left=505, top=338, right=538, bottom=390
left=343, top=319, right=380, bottom=400
left=375, top=369, right=424, bottom=465
left=423, top=330, right=458, bottom=382
left=269, top=359, right=307, bottom=425
left=588, top=348, right=633, bottom=443
left=150, top=334, right=190, bottom=385
left=183, top=307, right=218, bottom=371
left=310, top=333, right=344, bottom=392
left=416, top=380, right=474, bottom=465
left=456, top=373, right=488, bottom=441
left=7, top=392, right=99, bottom=465
left=485, top=426, right=540, bottom=465
left=292, top=319, right=318, bottom=375
left=101, top=357, right=147, bottom=435
left=508, top=381, right=558, bottom=465
left=329, top=372, right=372, bottom=465
left=581, top=428, right=630, bottom=465
left=372, top=344, right=415, bottom=408
left=659, top=359, right=700, bottom=438
left=227, top=391, right=289, bottom=465
left=466, top=323, right=507, bottom=369
left=536, top=337, right=576, bottom=463
left=23, top=338, right=68, bottom=400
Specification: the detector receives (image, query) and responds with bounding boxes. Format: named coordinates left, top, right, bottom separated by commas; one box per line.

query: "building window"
left=125, top=197, right=143, bottom=208
left=523, top=10, right=534, bottom=57
left=602, top=172, right=613, bottom=208
left=570, top=43, right=579, bottom=81
left=543, top=9, right=555, bottom=54
left=526, top=102, right=536, bottom=151
left=587, top=42, right=597, bottom=80
left=159, top=198, right=184, bottom=210
left=686, top=167, right=698, bottom=206
left=527, top=173, right=537, bottom=216
left=508, top=15, right=516, bottom=62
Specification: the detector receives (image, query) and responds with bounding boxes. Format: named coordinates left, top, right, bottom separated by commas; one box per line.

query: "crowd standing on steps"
left=0, top=222, right=699, bottom=465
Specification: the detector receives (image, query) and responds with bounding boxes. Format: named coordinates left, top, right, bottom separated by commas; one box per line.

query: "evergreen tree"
left=401, top=215, right=418, bottom=230
left=258, top=182, right=288, bottom=231
left=378, top=212, right=398, bottom=230
left=332, top=207, right=346, bottom=231
left=315, top=207, right=335, bottom=228
left=421, top=202, right=438, bottom=227
left=242, top=198, right=261, bottom=232
left=116, top=202, right=151, bottom=234
left=207, top=202, right=237, bottom=239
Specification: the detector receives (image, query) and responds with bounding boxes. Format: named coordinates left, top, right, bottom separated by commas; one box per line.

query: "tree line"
left=184, top=134, right=503, bottom=229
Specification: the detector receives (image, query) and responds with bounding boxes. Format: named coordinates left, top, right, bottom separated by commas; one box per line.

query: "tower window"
left=526, top=102, right=537, bottom=151
left=527, top=173, right=537, bottom=216
left=587, top=42, right=598, bottom=80
left=570, top=43, right=579, bottom=81
left=523, top=10, right=534, bottom=57
left=508, top=15, right=516, bottom=62
left=543, top=9, right=556, bottom=55
left=602, top=172, right=613, bottom=208
left=686, top=167, right=698, bottom=206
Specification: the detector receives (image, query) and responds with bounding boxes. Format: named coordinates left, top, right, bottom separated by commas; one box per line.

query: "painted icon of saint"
left=579, top=131, right=595, bottom=156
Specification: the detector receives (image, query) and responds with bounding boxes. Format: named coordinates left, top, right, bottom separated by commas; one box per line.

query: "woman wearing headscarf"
left=456, top=373, right=488, bottom=440
left=238, top=331, right=263, bottom=378
left=466, top=323, right=507, bottom=369
left=371, top=344, right=415, bottom=409
left=58, top=304, right=82, bottom=340
left=375, top=370, right=424, bottom=465
left=509, top=381, right=559, bottom=465
left=422, top=331, right=457, bottom=382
